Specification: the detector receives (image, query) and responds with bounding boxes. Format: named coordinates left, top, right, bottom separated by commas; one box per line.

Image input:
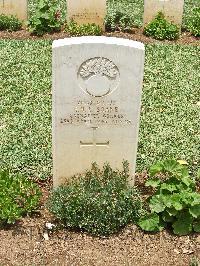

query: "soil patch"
left=0, top=28, right=199, bottom=45
left=0, top=174, right=200, bottom=266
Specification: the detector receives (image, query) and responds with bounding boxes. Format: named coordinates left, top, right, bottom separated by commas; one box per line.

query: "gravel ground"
left=0, top=179, right=199, bottom=266
left=1, top=216, right=200, bottom=266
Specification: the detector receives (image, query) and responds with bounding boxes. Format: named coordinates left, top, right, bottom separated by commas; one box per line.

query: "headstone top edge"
left=52, top=37, right=144, bottom=50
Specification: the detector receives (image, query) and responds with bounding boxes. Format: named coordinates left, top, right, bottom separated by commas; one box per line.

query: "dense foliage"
left=186, top=7, right=200, bottom=37
left=0, top=170, right=41, bottom=224
left=0, top=14, right=22, bottom=31
left=138, top=160, right=200, bottom=235
left=65, top=21, right=102, bottom=36
left=144, top=12, right=180, bottom=40
left=27, top=0, right=62, bottom=35
left=48, top=162, right=143, bottom=236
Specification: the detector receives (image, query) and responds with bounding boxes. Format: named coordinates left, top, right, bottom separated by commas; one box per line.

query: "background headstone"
left=0, top=0, right=28, bottom=21
left=67, top=0, right=106, bottom=30
left=52, top=37, right=145, bottom=187
left=143, top=0, right=184, bottom=26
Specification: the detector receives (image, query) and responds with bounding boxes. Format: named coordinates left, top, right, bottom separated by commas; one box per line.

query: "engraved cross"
left=80, top=127, right=109, bottom=147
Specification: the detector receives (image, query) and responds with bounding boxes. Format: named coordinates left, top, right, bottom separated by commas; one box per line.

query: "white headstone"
left=52, top=37, right=145, bottom=187
left=143, top=0, right=184, bottom=26
left=0, top=0, right=27, bottom=21
left=67, top=0, right=106, bottom=30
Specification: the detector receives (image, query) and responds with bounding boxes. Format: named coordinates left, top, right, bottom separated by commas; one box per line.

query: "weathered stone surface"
left=67, top=0, right=106, bottom=29
left=0, top=0, right=28, bottom=21
left=52, top=37, right=145, bottom=187
left=143, top=0, right=184, bottom=26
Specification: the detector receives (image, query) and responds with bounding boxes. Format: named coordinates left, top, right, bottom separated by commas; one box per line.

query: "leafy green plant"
left=27, top=0, right=62, bottom=35
left=0, top=14, right=22, bottom=31
left=0, top=170, right=41, bottom=224
left=48, top=162, right=143, bottom=236
left=138, top=159, right=200, bottom=235
left=186, top=7, right=200, bottom=37
left=105, top=1, right=137, bottom=32
left=144, top=12, right=180, bottom=40
left=65, top=21, right=102, bottom=36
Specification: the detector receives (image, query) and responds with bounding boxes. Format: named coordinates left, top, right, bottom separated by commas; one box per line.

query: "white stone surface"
left=0, top=0, right=27, bottom=21
left=143, top=0, right=184, bottom=26
left=67, top=0, right=106, bottom=29
left=52, top=37, right=145, bottom=187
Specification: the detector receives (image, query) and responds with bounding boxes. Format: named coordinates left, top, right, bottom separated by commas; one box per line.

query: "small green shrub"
left=65, top=21, right=102, bottom=36
left=27, top=0, right=62, bottom=36
left=0, top=170, right=41, bottom=224
left=186, top=7, right=200, bottom=37
left=105, top=2, right=136, bottom=32
left=144, top=12, right=180, bottom=40
left=0, top=14, right=22, bottom=31
left=138, top=159, right=200, bottom=235
left=48, top=162, right=143, bottom=236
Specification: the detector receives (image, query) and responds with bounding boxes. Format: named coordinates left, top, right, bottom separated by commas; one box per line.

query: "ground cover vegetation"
left=0, top=41, right=199, bottom=179
left=48, top=162, right=143, bottom=236
left=0, top=170, right=41, bottom=225
left=0, top=40, right=52, bottom=179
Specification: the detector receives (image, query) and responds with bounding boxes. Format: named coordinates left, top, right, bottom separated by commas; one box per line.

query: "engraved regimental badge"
left=78, top=57, right=120, bottom=97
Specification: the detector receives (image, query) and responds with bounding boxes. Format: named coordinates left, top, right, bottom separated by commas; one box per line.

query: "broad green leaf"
left=162, top=159, right=190, bottom=179
left=170, top=194, right=183, bottom=210
left=163, top=159, right=179, bottom=173
left=178, top=167, right=190, bottom=179
left=172, top=212, right=193, bottom=235
left=160, top=183, right=177, bottom=192
left=181, top=192, right=200, bottom=206
left=189, top=205, right=200, bottom=218
left=145, top=178, right=161, bottom=188
left=181, top=176, right=195, bottom=187
left=167, top=208, right=178, bottom=217
left=149, top=162, right=163, bottom=176
left=176, top=183, right=192, bottom=193
left=161, top=195, right=172, bottom=208
left=149, top=195, right=166, bottom=213
left=138, top=213, right=162, bottom=232
left=193, top=220, right=200, bottom=232
left=191, top=193, right=200, bottom=206
left=162, top=210, right=174, bottom=222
